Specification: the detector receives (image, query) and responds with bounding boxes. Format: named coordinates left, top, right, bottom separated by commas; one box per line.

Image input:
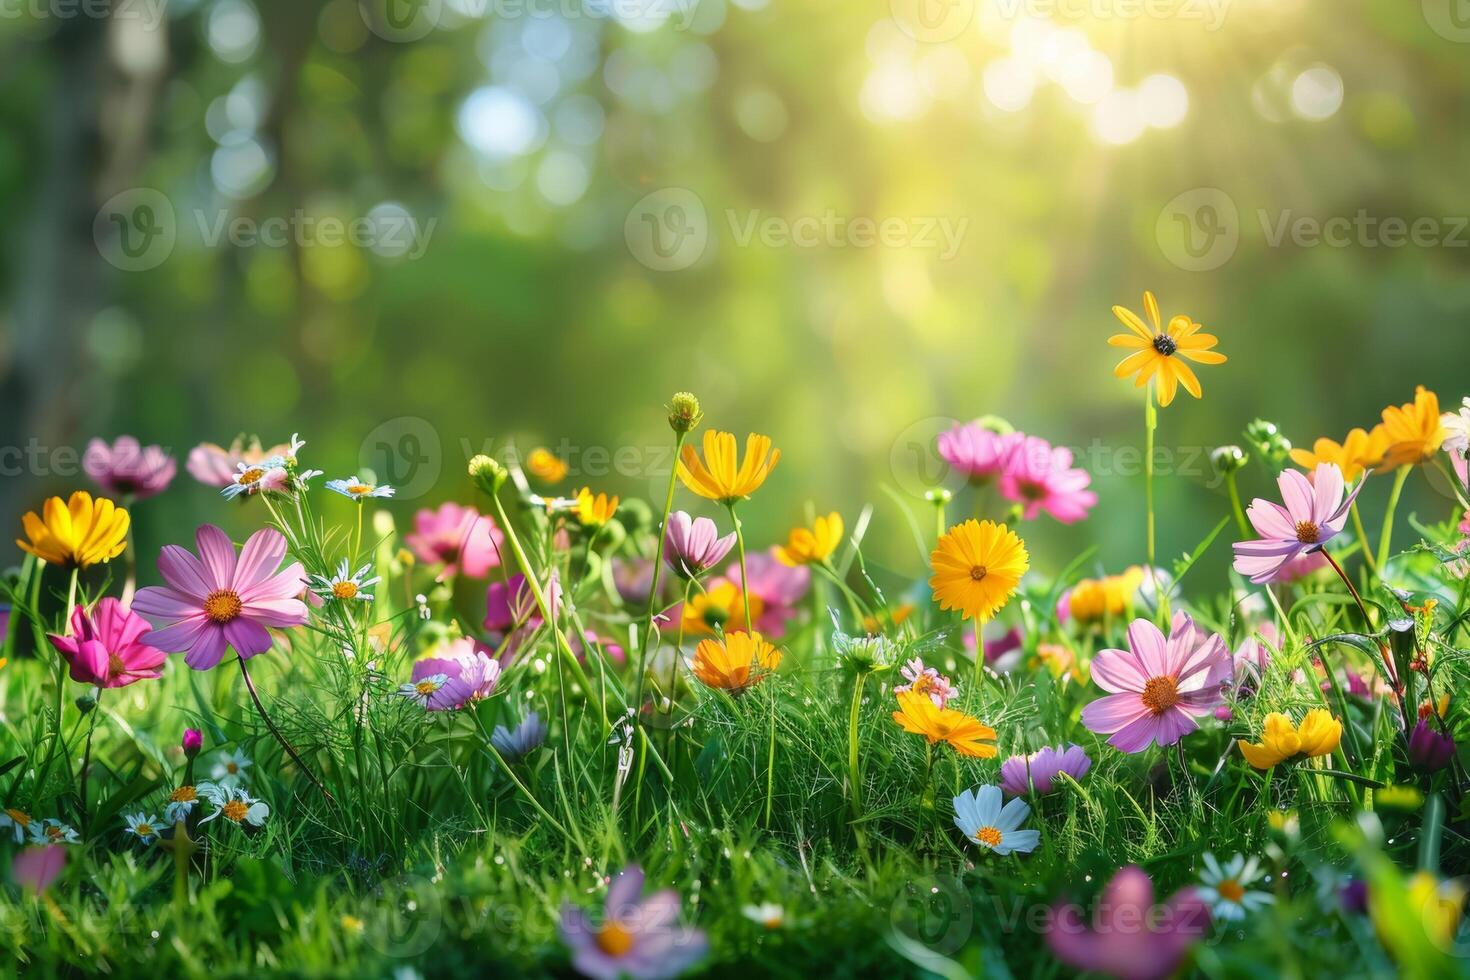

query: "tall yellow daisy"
left=1289, top=427, right=1389, bottom=483
left=676, top=430, right=780, bottom=504
left=17, top=491, right=130, bottom=569
left=929, top=520, right=1028, bottom=622
left=1109, top=290, right=1226, bottom=407
left=1377, top=386, right=1446, bottom=470
left=691, top=630, right=782, bottom=692
left=774, top=511, right=843, bottom=566
left=891, top=691, right=997, bottom=758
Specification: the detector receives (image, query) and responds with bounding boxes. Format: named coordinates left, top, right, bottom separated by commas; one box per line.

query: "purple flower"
left=663, top=511, right=735, bottom=578
left=1045, top=865, right=1210, bottom=980
left=48, top=598, right=166, bottom=688
left=726, top=548, right=809, bottom=638
left=1408, top=719, right=1455, bottom=773
left=132, top=526, right=308, bottom=670
left=1232, top=463, right=1360, bottom=584
left=404, top=638, right=501, bottom=711
left=1081, top=613, right=1232, bottom=753
left=998, top=435, right=1098, bottom=524
left=999, top=744, right=1092, bottom=796
left=10, top=845, right=66, bottom=896
left=561, top=865, right=707, bottom=980
left=182, top=728, right=203, bottom=758
left=491, top=711, right=547, bottom=759
left=937, top=423, right=1020, bottom=484
left=85, top=436, right=177, bottom=500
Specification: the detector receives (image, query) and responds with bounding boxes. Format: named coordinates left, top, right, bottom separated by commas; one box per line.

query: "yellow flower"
left=1289, top=427, right=1390, bottom=483
left=681, top=580, right=761, bottom=635
left=574, top=487, right=619, bottom=527
left=1377, top=386, right=1446, bottom=469
left=1237, top=709, right=1342, bottom=769
left=527, top=447, right=568, bottom=483
left=891, top=691, right=997, bottom=758
left=676, top=430, right=780, bottom=504
left=1374, top=871, right=1466, bottom=949
left=775, top=512, right=843, bottom=566
left=17, top=491, right=130, bottom=569
left=929, top=519, right=1028, bottom=622
left=1031, top=642, right=1088, bottom=683
left=691, top=631, right=782, bottom=692
left=1066, top=567, right=1145, bottom=622
left=340, top=914, right=365, bottom=935
left=1109, top=290, right=1227, bottom=407
left=862, top=602, right=914, bottom=634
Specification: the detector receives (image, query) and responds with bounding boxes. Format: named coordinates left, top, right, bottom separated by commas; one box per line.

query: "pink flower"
left=1231, top=623, right=1277, bottom=691
left=1045, top=865, right=1210, bottom=980
left=998, top=436, right=1098, bottom=524
left=405, top=503, right=504, bottom=580
left=663, top=511, right=735, bottom=578
left=1081, top=613, right=1231, bottom=753
left=185, top=437, right=292, bottom=488
left=10, top=845, right=66, bottom=896
left=1232, top=463, right=1360, bottom=584
left=48, top=598, right=166, bottom=688
left=894, top=656, right=958, bottom=708
left=560, top=865, right=707, bottom=980
left=84, top=436, right=176, bottom=500
left=999, top=744, right=1092, bottom=796
left=406, top=638, right=501, bottom=711
left=726, top=548, right=809, bottom=637
left=132, top=525, right=308, bottom=670
left=937, top=423, right=1020, bottom=484
left=484, top=572, right=561, bottom=665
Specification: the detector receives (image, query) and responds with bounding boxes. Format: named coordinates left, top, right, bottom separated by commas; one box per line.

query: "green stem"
left=237, top=654, right=333, bottom=803
left=635, top=431, right=686, bottom=716
left=1225, top=472, right=1249, bottom=538
left=1144, top=389, right=1169, bottom=624
left=1350, top=501, right=1380, bottom=578
left=1376, top=465, right=1411, bottom=572
left=847, top=672, right=867, bottom=817
left=727, top=502, right=753, bottom=632
left=78, top=688, right=102, bottom=839
left=971, top=619, right=986, bottom=705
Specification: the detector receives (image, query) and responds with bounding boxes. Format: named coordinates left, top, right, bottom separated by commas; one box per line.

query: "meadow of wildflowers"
left=1, top=299, right=1468, bottom=978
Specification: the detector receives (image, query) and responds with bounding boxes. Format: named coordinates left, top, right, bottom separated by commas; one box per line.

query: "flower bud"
left=1408, top=719, right=1454, bottom=773
left=666, top=392, right=703, bottom=434
left=468, top=454, right=507, bottom=495
left=75, top=694, right=96, bottom=714
left=182, top=728, right=203, bottom=758
left=1210, top=445, right=1248, bottom=475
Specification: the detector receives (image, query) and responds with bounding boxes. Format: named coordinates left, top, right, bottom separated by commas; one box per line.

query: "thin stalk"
left=237, top=654, right=333, bottom=803
left=31, top=564, right=77, bottom=808
left=727, top=501, right=753, bottom=631
left=472, top=712, right=573, bottom=841
left=847, top=672, right=867, bottom=817
left=1376, top=465, right=1411, bottom=571
left=971, top=619, right=986, bottom=703
left=1225, top=471, right=1249, bottom=538
left=635, top=430, right=686, bottom=717
left=78, top=687, right=102, bottom=839
left=1144, top=389, right=1169, bottom=624
left=1350, top=501, right=1380, bottom=578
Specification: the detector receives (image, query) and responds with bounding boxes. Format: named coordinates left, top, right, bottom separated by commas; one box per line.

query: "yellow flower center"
left=6, top=808, right=31, bottom=827
left=1152, top=334, right=1177, bottom=356
left=171, top=785, right=197, bottom=803
left=1141, top=675, right=1180, bottom=715
left=1217, top=878, right=1245, bottom=903
left=347, top=484, right=372, bottom=495
left=108, top=652, right=126, bottom=675
left=974, top=826, right=1003, bottom=847
left=204, top=589, right=243, bottom=624
left=226, top=762, right=239, bottom=774
left=135, top=823, right=154, bottom=838
left=221, top=799, right=249, bottom=823
left=909, top=675, right=935, bottom=696
left=1295, top=520, right=1320, bottom=544
left=969, top=565, right=988, bottom=581
left=416, top=679, right=440, bottom=696
left=45, top=825, right=64, bottom=841
left=333, top=581, right=359, bottom=600
left=237, top=467, right=265, bottom=485
left=596, top=922, right=635, bottom=956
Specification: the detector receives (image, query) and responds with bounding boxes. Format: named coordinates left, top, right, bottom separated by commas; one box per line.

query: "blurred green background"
left=2, top=0, right=1469, bottom=583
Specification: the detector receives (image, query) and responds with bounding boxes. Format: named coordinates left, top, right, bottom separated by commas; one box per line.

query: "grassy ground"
left=0, top=418, right=1467, bottom=979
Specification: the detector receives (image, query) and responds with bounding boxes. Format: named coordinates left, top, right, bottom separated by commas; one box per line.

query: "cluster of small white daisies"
left=126, top=781, right=271, bottom=842
left=1, top=809, right=80, bottom=845
left=222, top=434, right=319, bottom=500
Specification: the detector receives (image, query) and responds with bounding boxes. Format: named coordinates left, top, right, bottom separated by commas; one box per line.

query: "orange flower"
left=527, top=448, right=568, bottom=483
left=891, top=691, right=997, bottom=758
left=1289, top=427, right=1389, bottom=483
left=574, top=487, right=619, bottom=527
left=691, top=631, right=782, bottom=692
left=681, top=580, right=761, bottom=635
left=1377, top=386, right=1446, bottom=470
left=775, top=512, right=843, bottom=566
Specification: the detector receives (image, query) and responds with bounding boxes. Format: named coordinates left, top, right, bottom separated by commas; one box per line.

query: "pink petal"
left=143, top=616, right=210, bottom=653
left=1090, top=647, right=1149, bottom=694
left=233, top=528, right=286, bottom=593
left=1311, top=463, right=1344, bottom=523
left=225, top=618, right=273, bottom=658
left=1126, top=619, right=1168, bottom=678
left=132, top=587, right=203, bottom=625
left=1245, top=500, right=1296, bottom=541
left=157, top=545, right=213, bottom=600
left=1277, top=468, right=1316, bottom=523
left=183, top=627, right=229, bottom=670
left=194, top=525, right=237, bottom=591
left=239, top=562, right=308, bottom=603
left=240, top=597, right=308, bottom=628
left=1081, top=692, right=1151, bottom=734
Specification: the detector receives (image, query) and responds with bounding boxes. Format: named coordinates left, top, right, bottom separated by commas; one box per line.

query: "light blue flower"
left=325, top=477, right=395, bottom=501
left=952, top=785, right=1039, bottom=856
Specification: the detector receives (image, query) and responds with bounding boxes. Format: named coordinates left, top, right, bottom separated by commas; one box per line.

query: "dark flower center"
left=1151, top=334, right=1177, bottom=356
left=970, top=565, right=988, bottom=581
left=203, top=589, right=243, bottom=624
left=1295, top=520, right=1320, bottom=544
left=1141, top=675, right=1180, bottom=715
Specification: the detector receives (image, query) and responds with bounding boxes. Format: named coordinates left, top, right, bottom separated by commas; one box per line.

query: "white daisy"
left=396, top=674, right=451, bottom=709
left=309, top=559, right=381, bottom=603
left=27, top=818, right=80, bottom=845
left=221, top=459, right=288, bottom=499
left=741, top=902, right=786, bottom=929
left=164, top=784, right=201, bottom=824
left=1198, top=852, right=1274, bottom=921
left=0, top=807, right=33, bottom=843
left=211, top=749, right=253, bottom=785
left=952, top=785, right=1040, bottom=856
left=198, top=783, right=269, bottom=828
left=325, top=477, right=395, bottom=501
left=124, top=812, right=162, bottom=844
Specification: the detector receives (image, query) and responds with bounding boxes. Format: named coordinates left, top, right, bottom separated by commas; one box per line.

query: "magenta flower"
left=1409, top=720, right=1455, bottom=773
left=132, top=525, right=308, bottom=670
left=560, top=865, right=707, bottom=980
left=182, top=728, right=203, bottom=758
left=937, top=423, right=1020, bottom=484
left=999, top=744, right=1092, bottom=796
left=1232, top=463, right=1360, bottom=584
left=1046, top=865, right=1210, bottom=980
left=84, top=436, right=176, bottom=500
left=403, top=638, right=501, bottom=711
left=998, top=436, right=1098, bottom=524
left=726, top=548, right=810, bottom=637
left=10, top=845, right=66, bottom=896
left=48, top=598, right=166, bottom=688
left=1081, top=613, right=1231, bottom=753
left=405, top=503, right=504, bottom=580
left=663, top=511, right=735, bottom=578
